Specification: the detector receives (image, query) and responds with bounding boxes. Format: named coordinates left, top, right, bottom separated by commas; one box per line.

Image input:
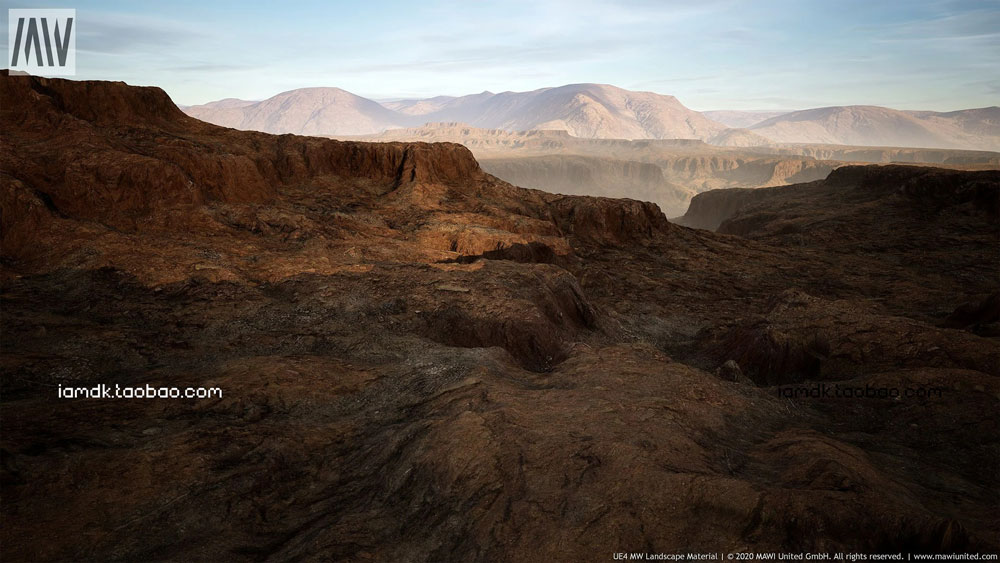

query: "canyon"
left=344, top=123, right=999, bottom=217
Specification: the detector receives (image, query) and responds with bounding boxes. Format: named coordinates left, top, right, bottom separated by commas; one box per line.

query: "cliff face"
left=1, top=73, right=272, bottom=228
left=673, top=187, right=767, bottom=230
left=547, top=196, right=672, bottom=246
left=660, top=155, right=837, bottom=189
left=773, top=145, right=1000, bottom=166
left=480, top=154, right=695, bottom=217
left=477, top=154, right=838, bottom=219
left=4, top=75, right=1000, bottom=560
left=1, top=72, right=517, bottom=257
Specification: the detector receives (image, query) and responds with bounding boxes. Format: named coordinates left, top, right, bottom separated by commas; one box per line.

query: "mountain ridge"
left=185, top=85, right=1000, bottom=150
left=184, top=83, right=729, bottom=141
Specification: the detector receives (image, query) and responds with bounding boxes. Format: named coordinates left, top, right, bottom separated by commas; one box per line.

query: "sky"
left=2, top=0, right=999, bottom=110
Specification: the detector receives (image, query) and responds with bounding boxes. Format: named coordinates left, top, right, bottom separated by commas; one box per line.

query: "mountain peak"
left=183, top=82, right=721, bottom=140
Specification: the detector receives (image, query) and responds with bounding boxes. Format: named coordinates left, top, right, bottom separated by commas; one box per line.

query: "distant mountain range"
left=747, top=105, right=1000, bottom=151
left=387, top=84, right=727, bottom=140
left=183, top=84, right=1000, bottom=151
left=186, top=83, right=726, bottom=141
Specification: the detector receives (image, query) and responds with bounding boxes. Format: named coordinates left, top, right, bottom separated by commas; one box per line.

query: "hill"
left=183, top=87, right=409, bottom=136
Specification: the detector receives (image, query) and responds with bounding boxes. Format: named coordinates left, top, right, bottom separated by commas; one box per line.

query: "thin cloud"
left=164, top=63, right=252, bottom=72
left=75, top=14, right=207, bottom=55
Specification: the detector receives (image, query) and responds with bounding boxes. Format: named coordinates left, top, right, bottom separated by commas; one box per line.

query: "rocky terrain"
left=3, top=72, right=999, bottom=561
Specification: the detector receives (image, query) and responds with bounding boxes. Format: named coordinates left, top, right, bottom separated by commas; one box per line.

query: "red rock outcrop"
left=1, top=71, right=488, bottom=240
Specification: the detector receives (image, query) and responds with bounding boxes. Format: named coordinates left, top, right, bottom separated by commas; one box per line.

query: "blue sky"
left=3, top=0, right=999, bottom=110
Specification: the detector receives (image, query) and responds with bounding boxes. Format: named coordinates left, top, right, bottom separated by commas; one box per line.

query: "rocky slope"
left=674, top=188, right=770, bottom=231
left=3, top=72, right=999, bottom=560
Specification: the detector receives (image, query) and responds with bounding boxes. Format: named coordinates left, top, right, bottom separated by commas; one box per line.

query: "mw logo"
left=8, top=9, right=76, bottom=76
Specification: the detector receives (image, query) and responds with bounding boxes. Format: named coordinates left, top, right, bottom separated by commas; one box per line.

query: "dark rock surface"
left=2, top=72, right=998, bottom=560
